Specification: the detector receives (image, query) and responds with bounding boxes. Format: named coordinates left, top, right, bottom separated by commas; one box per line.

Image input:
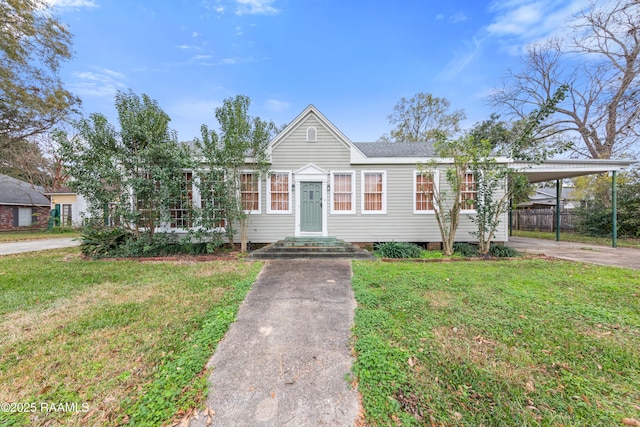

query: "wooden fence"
left=512, top=208, right=578, bottom=232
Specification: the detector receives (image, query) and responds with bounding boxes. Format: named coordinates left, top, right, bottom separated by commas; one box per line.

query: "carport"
left=509, top=159, right=636, bottom=247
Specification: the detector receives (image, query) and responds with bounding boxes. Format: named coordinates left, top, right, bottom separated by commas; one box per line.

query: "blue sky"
left=49, top=0, right=590, bottom=142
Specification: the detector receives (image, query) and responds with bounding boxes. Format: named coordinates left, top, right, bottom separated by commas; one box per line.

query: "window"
left=170, top=172, right=193, bottom=228
left=267, top=171, right=291, bottom=213
left=414, top=171, right=438, bottom=213
left=361, top=171, right=386, bottom=214
left=61, top=204, right=72, bottom=226
left=240, top=172, right=260, bottom=213
left=331, top=172, right=355, bottom=214
left=461, top=172, right=476, bottom=211
left=306, top=126, right=317, bottom=142
left=17, top=207, right=32, bottom=226
left=199, top=171, right=226, bottom=228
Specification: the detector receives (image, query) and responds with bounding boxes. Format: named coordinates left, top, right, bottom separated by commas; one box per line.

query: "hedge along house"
left=172, top=105, right=630, bottom=248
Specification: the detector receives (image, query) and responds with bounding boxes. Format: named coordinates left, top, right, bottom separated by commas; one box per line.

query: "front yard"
left=0, top=249, right=260, bottom=426
left=351, top=260, right=640, bottom=426
left=2, top=248, right=639, bottom=426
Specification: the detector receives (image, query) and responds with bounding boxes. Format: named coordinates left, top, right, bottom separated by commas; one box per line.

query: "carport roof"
left=510, top=159, right=636, bottom=183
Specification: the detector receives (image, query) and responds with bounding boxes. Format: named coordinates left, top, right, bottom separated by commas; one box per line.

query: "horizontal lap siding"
left=327, top=165, right=509, bottom=242
left=244, top=112, right=509, bottom=243
left=246, top=114, right=352, bottom=242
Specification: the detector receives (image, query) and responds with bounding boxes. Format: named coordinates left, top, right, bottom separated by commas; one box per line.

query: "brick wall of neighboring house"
left=0, top=205, right=50, bottom=231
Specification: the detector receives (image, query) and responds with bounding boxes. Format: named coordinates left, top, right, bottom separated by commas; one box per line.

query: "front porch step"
left=250, top=237, right=375, bottom=260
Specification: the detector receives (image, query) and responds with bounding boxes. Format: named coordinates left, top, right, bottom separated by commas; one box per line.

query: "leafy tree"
left=425, top=87, right=567, bottom=255
left=195, top=95, right=274, bottom=253
left=58, top=90, right=192, bottom=242
left=491, top=0, right=640, bottom=159
left=1, top=0, right=79, bottom=149
left=381, top=92, right=466, bottom=142
left=573, top=170, right=640, bottom=237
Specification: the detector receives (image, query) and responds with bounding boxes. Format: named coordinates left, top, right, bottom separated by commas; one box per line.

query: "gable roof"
left=269, top=105, right=354, bottom=152
left=0, top=174, right=50, bottom=206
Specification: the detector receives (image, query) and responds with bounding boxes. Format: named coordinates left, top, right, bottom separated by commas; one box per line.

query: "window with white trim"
left=414, top=170, right=438, bottom=213
left=61, top=204, right=72, bottom=226
left=199, top=170, right=226, bottom=228
left=331, top=171, right=355, bottom=214
left=240, top=172, right=261, bottom=213
left=306, top=126, right=317, bottom=142
left=361, top=171, right=386, bottom=214
left=267, top=171, right=291, bottom=214
left=170, top=171, right=193, bottom=228
left=461, top=172, right=476, bottom=211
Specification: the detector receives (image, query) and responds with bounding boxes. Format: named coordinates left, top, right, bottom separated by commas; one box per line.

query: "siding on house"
left=233, top=106, right=510, bottom=244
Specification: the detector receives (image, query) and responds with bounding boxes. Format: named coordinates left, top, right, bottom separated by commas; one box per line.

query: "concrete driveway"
left=505, top=236, right=640, bottom=270
left=0, top=238, right=80, bottom=256
left=190, top=259, right=359, bottom=427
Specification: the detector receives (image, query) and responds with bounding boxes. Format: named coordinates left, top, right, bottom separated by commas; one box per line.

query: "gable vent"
left=306, top=126, right=317, bottom=142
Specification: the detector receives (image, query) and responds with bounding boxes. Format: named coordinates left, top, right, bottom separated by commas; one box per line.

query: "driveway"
left=0, top=238, right=80, bottom=256
left=505, top=236, right=640, bottom=269
left=190, top=259, right=360, bottom=427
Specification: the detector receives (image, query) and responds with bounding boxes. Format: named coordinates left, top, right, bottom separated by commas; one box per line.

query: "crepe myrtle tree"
left=420, top=86, right=567, bottom=255
left=57, top=90, right=192, bottom=241
left=195, top=95, right=274, bottom=253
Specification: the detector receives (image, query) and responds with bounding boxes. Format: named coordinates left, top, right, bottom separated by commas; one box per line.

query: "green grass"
left=0, top=249, right=261, bottom=426
left=351, top=260, right=640, bottom=426
left=0, top=229, right=81, bottom=242
left=513, top=230, right=640, bottom=249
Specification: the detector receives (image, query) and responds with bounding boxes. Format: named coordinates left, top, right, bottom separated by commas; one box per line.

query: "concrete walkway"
left=505, top=236, right=640, bottom=269
left=0, top=237, right=80, bottom=256
left=190, top=259, right=359, bottom=427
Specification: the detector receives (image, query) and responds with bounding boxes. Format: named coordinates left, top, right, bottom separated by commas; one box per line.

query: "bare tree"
left=491, top=0, right=640, bottom=159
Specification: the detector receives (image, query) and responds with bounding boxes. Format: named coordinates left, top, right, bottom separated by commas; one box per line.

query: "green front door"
left=301, top=182, right=322, bottom=232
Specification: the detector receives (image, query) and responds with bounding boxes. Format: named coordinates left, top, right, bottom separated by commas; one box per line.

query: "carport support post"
left=555, top=179, right=562, bottom=241
left=612, top=171, right=617, bottom=248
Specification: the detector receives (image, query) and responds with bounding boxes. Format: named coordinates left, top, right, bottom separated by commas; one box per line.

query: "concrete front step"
left=249, top=237, right=375, bottom=260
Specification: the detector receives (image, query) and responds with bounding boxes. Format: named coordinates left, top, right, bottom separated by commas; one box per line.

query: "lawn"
left=0, top=229, right=81, bottom=242
left=0, top=248, right=261, bottom=426
left=513, top=230, right=640, bottom=249
left=352, top=260, right=640, bottom=426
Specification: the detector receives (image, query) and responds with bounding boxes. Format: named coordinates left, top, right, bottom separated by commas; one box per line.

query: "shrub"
left=375, top=241, right=423, bottom=259
left=80, top=227, right=223, bottom=258
left=453, top=242, right=478, bottom=257
left=488, top=244, right=520, bottom=258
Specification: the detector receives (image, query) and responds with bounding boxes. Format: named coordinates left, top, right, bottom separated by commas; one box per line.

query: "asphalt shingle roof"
left=353, top=141, right=438, bottom=157
left=0, top=174, right=50, bottom=206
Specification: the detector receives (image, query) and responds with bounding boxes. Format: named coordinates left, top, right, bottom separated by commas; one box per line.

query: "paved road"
left=505, top=236, right=640, bottom=269
left=190, top=259, right=359, bottom=427
left=0, top=238, right=80, bottom=256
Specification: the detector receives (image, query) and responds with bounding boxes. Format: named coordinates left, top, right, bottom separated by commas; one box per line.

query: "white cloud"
left=70, top=67, right=125, bottom=98
left=486, top=0, right=590, bottom=43
left=46, top=0, right=97, bottom=8
left=449, top=11, right=468, bottom=23
left=435, top=13, right=444, bottom=20
left=235, top=0, right=279, bottom=16
left=193, top=54, right=213, bottom=60
left=438, top=36, right=483, bottom=80
left=177, top=44, right=192, bottom=50
left=265, top=99, right=289, bottom=112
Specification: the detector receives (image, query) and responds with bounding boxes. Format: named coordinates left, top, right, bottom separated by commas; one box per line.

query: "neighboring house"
left=518, top=187, right=577, bottom=210
left=45, top=188, right=88, bottom=227
left=0, top=174, right=51, bottom=231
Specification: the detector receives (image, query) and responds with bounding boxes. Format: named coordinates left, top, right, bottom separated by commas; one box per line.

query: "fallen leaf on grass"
left=622, top=418, right=640, bottom=427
